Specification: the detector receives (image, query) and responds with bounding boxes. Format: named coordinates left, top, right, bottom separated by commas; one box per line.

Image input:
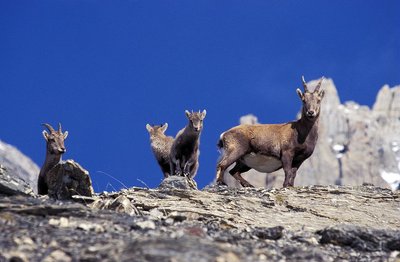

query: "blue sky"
left=1, top=1, right=399, bottom=191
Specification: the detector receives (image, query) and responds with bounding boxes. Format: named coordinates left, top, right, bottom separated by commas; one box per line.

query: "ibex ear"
left=296, top=88, right=304, bottom=100
left=146, top=124, right=152, bottom=132
left=319, top=89, right=325, bottom=99
left=201, top=110, right=207, bottom=119
left=185, top=110, right=191, bottom=118
left=161, top=123, right=168, bottom=132
left=42, top=130, right=49, bottom=141
left=63, top=131, right=68, bottom=139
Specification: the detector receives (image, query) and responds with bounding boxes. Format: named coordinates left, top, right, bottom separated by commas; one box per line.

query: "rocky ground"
left=0, top=175, right=399, bottom=262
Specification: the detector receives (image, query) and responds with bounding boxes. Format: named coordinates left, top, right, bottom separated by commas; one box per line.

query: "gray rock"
left=43, top=250, right=72, bottom=262
left=0, top=165, right=35, bottom=196
left=91, top=194, right=140, bottom=216
left=253, top=226, right=284, bottom=240
left=0, top=140, right=39, bottom=193
left=46, top=160, right=94, bottom=200
left=239, top=114, right=258, bottom=125
left=317, top=224, right=400, bottom=252
left=158, top=175, right=198, bottom=190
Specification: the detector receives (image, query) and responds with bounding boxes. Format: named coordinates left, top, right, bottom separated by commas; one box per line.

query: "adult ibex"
left=216, top=76, right=324, bottom=187
left=38, top=123, right=68, bottom=195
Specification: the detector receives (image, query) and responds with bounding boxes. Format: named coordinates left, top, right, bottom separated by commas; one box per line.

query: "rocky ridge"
left=0, top=176, right=399, bottom=261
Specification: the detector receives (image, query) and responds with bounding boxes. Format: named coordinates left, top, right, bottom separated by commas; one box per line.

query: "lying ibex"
left=146, top=123, right=174, bottom=178
left=170, top=110, right=206, bottom=178
left=216, top=77, right=325, bottom=187
left=38, top=123, right=68, bottom=195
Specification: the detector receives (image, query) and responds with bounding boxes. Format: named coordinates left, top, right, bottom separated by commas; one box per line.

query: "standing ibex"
left=216, top=76, right=325, bottom=188
left=146, top=123, right=174, bottom=178
left=170, top=110, right=206, bottom=178
left=38, top=123, right=68, bottom=195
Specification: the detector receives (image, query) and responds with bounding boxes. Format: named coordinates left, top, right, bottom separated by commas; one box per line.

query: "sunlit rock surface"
left=0, top=165, right=34, bottom=196
left=0, top=181, right=399, bottom=261
left=0, top=140, right=39, bottom=193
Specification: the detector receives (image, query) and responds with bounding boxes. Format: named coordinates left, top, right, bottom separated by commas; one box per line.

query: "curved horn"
left=315, top=76, right=324, bottom=92
left=42, top=123, right=55, bottom=133
left=301, top=75, right=309, bottom=92
left=58, top=123, right=62, bottom=133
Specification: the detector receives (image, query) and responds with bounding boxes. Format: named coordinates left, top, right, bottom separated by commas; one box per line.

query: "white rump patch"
left=242, top=153, right=282, bottom=173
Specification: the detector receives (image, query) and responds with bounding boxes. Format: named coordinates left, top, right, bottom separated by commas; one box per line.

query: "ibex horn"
left=58, top=123, right=62, bottom=133
left=42, top=123, right=55, bottom=133
left=301, top=76, right=309, bottom=92
left=315, top=76, right=324, bottom=92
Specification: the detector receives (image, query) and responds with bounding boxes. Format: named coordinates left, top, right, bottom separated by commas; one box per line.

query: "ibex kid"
left=146, top=123, right=174, bottom=178
left=170, top=110, right=206, bottom=178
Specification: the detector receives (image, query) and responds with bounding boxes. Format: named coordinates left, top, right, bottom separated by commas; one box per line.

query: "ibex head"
left=146, top=123, right=168, bottom=137
left=42, top=123, right=68, bottom=155
left=185, top=110, right=206, bottom=132
left=296, top=76, right=325, bottom=120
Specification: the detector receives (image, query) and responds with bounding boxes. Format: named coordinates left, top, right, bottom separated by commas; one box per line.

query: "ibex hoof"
left=282, top=184, right=294, bottom=188
left=216, top=180, right=227, bottom=186
left=240, top=181, right=254, bottom=188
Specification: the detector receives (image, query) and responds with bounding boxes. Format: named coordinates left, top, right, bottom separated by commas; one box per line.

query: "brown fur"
left=38, top=123, right=68, bottom=195
left=170, top=110, right=206, bottom=178
left=216, top=77, right=324, bottom=187
left=146, top=123, right=174, bottom=178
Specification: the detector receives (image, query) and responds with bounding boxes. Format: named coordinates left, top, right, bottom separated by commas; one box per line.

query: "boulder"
left=46, top=160, right=94, bottom=200
left=158, top=175, right=198, bottom=190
